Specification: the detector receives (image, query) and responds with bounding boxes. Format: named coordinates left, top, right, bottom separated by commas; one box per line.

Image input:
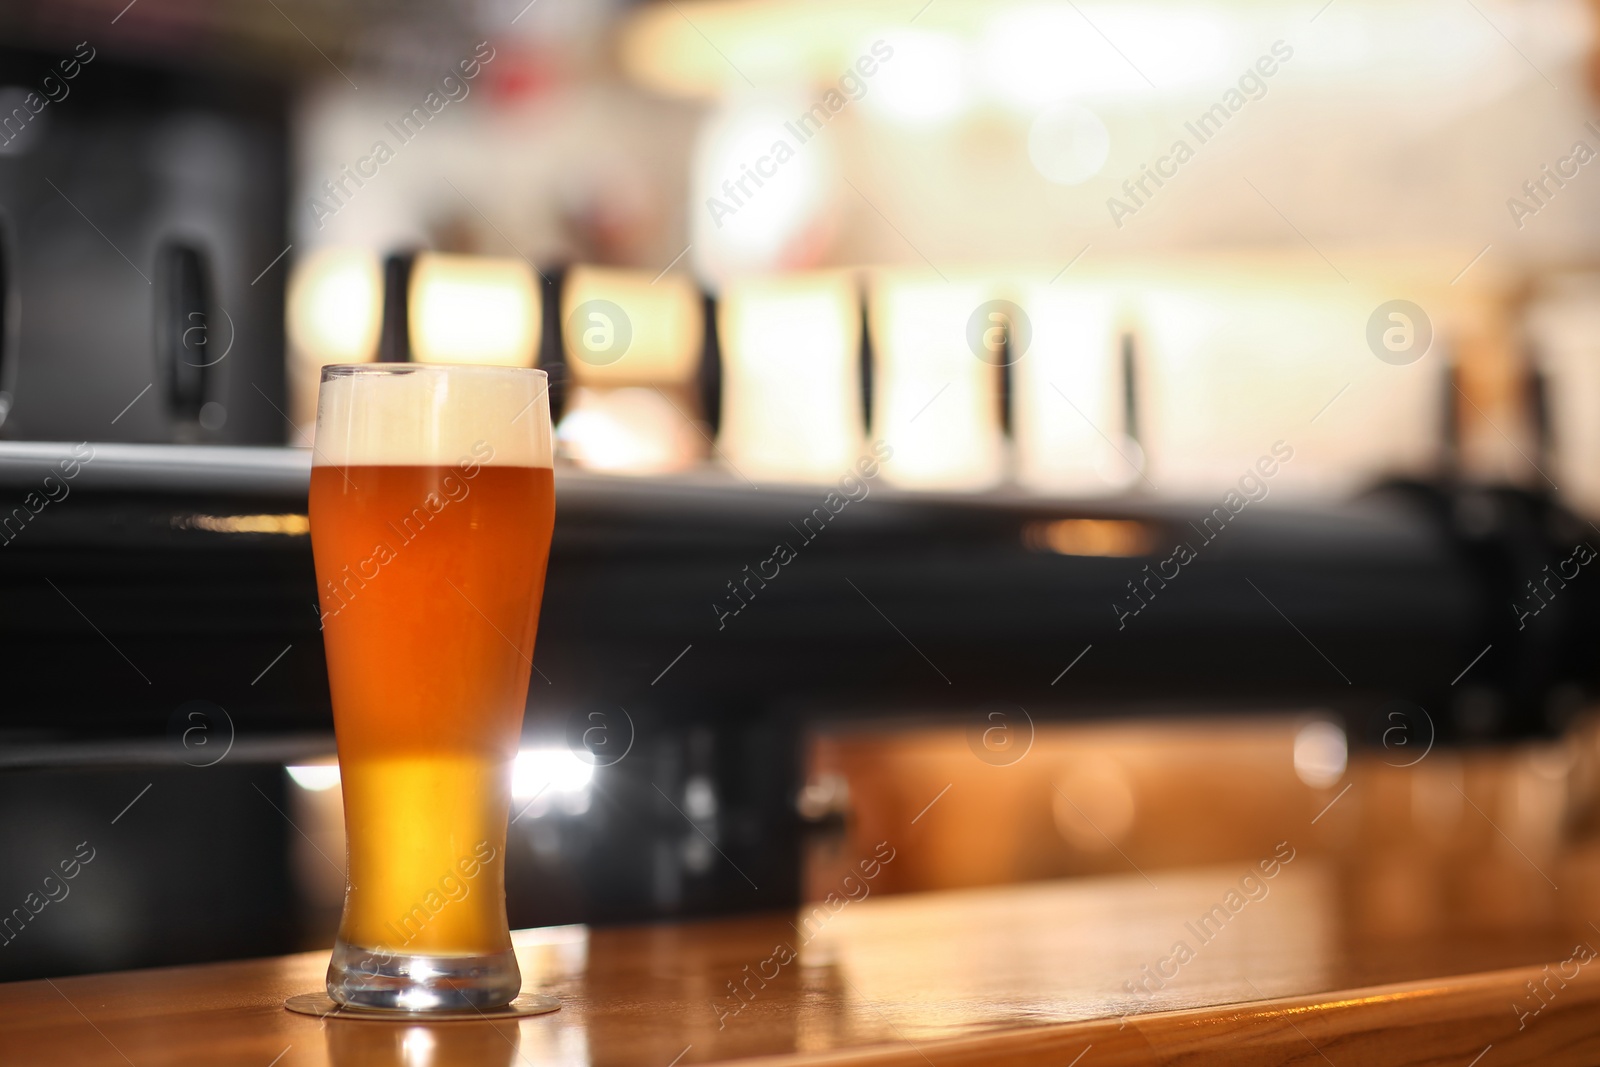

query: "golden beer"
left=309, top=364, right=554, bottom=1010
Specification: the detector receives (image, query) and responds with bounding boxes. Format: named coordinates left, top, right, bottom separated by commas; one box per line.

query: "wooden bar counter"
left=4, top=858, right=1600, bottom=1066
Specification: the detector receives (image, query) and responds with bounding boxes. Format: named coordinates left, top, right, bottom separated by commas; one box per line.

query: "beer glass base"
left=326, top=940, right=523, bottom=1011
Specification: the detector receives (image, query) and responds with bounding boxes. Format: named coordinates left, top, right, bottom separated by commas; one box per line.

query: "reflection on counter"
left=270, top=709, right=1600, bottom=1030
left=802, top=713, right=1600, bottom=949
left=302, top=842, right=1596, bottom=1066
left=324, top=1018, right=522, bottom=1067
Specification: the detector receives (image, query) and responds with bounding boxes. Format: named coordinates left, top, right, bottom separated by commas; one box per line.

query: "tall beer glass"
left=308, top=364, right=555, bottom=1010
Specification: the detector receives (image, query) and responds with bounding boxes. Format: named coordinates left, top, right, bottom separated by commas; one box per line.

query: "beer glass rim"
left=320, top=363, right=548, bottom=383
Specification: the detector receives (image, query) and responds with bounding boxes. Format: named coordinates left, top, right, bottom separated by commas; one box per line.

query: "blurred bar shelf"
left=2, top=864, right=1597, bottom=1066
left=0, top=441, right=1589, bottom=744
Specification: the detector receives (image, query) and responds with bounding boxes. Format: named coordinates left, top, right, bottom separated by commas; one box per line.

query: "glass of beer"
left=308, top=364, right=555, bottom=1011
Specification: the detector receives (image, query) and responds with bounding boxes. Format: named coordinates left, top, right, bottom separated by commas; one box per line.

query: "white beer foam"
left=314, top=365, right=553, bottom=468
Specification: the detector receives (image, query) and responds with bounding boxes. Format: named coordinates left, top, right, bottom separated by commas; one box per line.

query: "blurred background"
left=3, top=0, right=1600, bottom=985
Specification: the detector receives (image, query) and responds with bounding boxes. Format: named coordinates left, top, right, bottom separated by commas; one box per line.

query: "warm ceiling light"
left=1136, top=269, right=1444, bottom=497
left=621, top=0, right=1585, bottom=112
left=860, top=29, right=971, bottom=125
left=1027, top=102, right=1111, bottom=185
left=409, top=253, right=541, bottom=367
left=287, top=247, right=382, bottom=366
left=556, top=268, right=705, bottom=477
left=620, top=0, right=1238, bottom=103
left=718, top=271, right=862, bottom=482
left=620, top=0, right=894, bottom=97
left=560, top=266, right=702, bottom=385
left=689, top=93, right=843, bottom=283
left=1011, top=280, right=1139, bottom=493
left=868, top=271, right=1004, bottom=491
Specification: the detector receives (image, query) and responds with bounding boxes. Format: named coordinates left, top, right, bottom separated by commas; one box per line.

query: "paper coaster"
left=285, top=991, right=560, bottom=1022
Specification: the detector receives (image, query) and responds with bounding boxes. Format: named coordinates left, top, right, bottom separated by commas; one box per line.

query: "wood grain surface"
left=3, top=859, right=1599, bottom=1066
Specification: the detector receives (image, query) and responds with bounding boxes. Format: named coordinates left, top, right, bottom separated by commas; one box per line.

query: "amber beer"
left=308, top=364, right=554, bottom=1010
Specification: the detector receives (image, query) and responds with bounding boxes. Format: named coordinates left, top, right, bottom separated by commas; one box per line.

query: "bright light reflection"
left=409, top=253, right=540, bottom=368
left=1092, top=7, right=1232, bottom=89
left=978, top=4, right=1143, bottom=105
left=692, top=94, right=834, bottom=282
left=513, top=747, right=595, bottom=799
left=862, top=29, right=971, bottom=124
left=287, top=747, right=595, bottom=812
left=1294, top=721, right=1348, bottom=789
left=1012, top=282, right=1133, bottom=493
left=561, top=266, right=702, bottom=386
left=286, top=763, right=341, bottom=792
left=870, top=274, right=1005, bottom=491
left=287, top=248, right=382, bottom=365
left=1028, top=102, right=1111, bottom=185
left=513, top=746, right=596, bottom=819
left=556, top=387, right=702, bottom=474
left=718, top=272, right=862, bottom=483
left=400, top=1026, right=437, bottom=1066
